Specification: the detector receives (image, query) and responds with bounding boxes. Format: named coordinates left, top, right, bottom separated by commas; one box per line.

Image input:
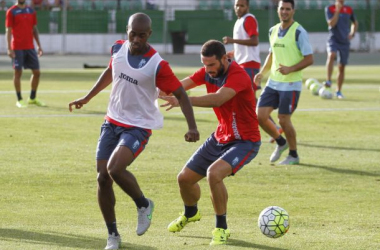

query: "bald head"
left=128, top=13, right=152, bottom=31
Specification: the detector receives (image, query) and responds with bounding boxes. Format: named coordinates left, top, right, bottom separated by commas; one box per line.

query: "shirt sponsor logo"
left=274, top=43, right=285, bottom=48
left=119, top=72, right=138, bottom=85
left=138, top=59, right=147, bottom=68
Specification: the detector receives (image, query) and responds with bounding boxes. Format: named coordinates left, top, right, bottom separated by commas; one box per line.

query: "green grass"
left=0, top=65, right=379, bottom=250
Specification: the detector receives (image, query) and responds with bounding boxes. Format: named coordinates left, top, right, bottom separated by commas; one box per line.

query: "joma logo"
left=119, top=72, right=138, bottom=85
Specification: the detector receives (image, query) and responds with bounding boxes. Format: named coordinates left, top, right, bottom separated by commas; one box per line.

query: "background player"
left=324, top=0, right=358, bottom=99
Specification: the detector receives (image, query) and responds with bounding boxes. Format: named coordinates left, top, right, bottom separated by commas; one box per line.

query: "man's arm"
left=171, top=85, right=199, bottom=142
left=69, top=67, right=113, bottom=111
left=6, top=27, right=14, bottom=58
left=223, top=35, right=258, bottom=46
left=327, top=1, right=343, bottom=28
left=254, top=52, right=272, bottom=86
left=349, top=20, right=358, bottom=40
left=276, top=54, right=314, bottom=75
left=33, top=25, right=43, bottom=57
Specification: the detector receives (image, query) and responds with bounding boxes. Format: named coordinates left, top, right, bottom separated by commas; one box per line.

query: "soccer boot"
left=16, top=100, right=27, bottom=108
left=278, top=155, right=300, bottom=165
left=104, top=233, right=121, bottom=250
left=168, top=210, right=202, bottom=232
left=28, top=97, right=46, bottom=107
left=136, top=198, right=154, bottom=236
left=335, top=91, right=345, bottom=99
left=210, top=228, right=230, bottom=245
left=270, top=142, right=289, bottom=162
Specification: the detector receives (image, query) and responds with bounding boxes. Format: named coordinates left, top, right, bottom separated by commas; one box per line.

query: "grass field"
left=0, top=65, right=379, bottom=250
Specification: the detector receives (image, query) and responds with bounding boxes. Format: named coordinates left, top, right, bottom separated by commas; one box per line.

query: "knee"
left=206, top=169, right=221, bottom=186
left=33, top=70, right=41, bottom=78
left=328, top=52, right=336, bottom=61
left=107, top=164, right=122, bottom=180
left=97, top=172, right=113, bottom=188
left=257, top=112, right=268, bottom=126
left=278, top=116, right=289, bottom=128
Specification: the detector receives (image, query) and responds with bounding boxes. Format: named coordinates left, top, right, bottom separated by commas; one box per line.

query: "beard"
left=214, top=62, right=225, bottom=78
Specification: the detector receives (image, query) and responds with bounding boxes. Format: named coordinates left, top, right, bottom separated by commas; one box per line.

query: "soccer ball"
left=305, top=78, right=319, bottom=89
left=319, top=87, right=333, bottom=99
left=258, top=206, right=290, bottom=238
left=310, top=82, right=322, bottom=96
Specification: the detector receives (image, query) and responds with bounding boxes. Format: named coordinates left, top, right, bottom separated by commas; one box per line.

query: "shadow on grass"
left=0, top=229, right=156, bottom=250
left=299, top=163, right=380, bottom=177
left=179, top=235, right=287, bottom=250
left=298, top=142, right=380, bottom=153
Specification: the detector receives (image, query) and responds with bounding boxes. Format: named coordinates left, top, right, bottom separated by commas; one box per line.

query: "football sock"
left=16, top=92, right=22, bottom=101
left=275, top=135, right=286, bottom=146
left=30, top=90, right=36, bottom=100
left=184, top=204, right=198, bottom=218
left=216, top=214, right=227, bottom=229
left=106, top=222, right=119, bottom=236
left=134, top=194, right=149, bottom=208
left=289, top=150, right=298, bottom=158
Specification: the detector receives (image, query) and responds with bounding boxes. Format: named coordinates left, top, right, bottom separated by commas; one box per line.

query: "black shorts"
left=12, top=49, right=40, bottom=70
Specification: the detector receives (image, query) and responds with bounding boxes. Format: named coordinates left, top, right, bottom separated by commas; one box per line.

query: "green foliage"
left=0, top=66, right=379, bottom=249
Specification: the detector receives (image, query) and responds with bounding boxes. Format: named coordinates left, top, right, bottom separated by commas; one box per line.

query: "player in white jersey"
left=69, top=13, right=199, bottom=250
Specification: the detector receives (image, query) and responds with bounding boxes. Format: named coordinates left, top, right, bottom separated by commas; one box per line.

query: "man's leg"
left=257, top=106, right=281, bottom=139
left=278, top=114, right=296, bottom=151
left=325, top=51, right=336, bottom=87
left=337, top=63, right=345, bottom=92
left=207, top=160, right=232, bottom=245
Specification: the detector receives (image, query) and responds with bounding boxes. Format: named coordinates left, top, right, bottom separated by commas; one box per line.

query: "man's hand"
left=276, top=64, right=292, bottom=75
left=68, top=97, right=89, bottom=112
left=159, top=95, right=179, bottom=111
left=7, top=49, right=15, bottom=59
left=37, top=47, right=43, bottom=57
left=335, top=1, right=343, bottom=11
left=254, top=73, right=263, bottom=87
left=222, top=36, right=233, bottom=44
left=184, top=128, right=200, bottom=143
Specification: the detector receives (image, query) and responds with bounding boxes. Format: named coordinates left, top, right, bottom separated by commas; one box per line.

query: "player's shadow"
left=298, top=163, right=380, bottom=177
left=298, top=142, right=380, bottom=153
left=0, top=229, right=156, bottom=250
left=179, top=235, right=287, bottom=250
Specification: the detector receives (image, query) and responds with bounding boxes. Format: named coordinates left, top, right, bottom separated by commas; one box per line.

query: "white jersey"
left=233, top=13, right=260, bottom=64
left=107, top=41, right=164, bottom=129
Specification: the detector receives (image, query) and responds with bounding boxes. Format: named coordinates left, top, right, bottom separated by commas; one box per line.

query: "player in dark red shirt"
left=161, top=40, right=261, bottom=245
left=5, top=0, right=45, bottom=108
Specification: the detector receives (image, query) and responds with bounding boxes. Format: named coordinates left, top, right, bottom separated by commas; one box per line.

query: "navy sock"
left=134, top=194, right=149, bottom=208
left=16, top=92, right=22, bottom=101
left=275, top=135, right=286, bottom=146
left=106, top=222, right=119, bottom=236
left=289, top=150, right=298, bottom=158
left=184, top=204, right=198, bottom=218
left=30, top=90, right=36, bottom=100
left=216, top=214, right=227, bottom=229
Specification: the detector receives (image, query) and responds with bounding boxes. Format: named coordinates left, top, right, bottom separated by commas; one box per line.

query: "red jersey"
left=6, top=5, right=37, bottom=50
left=190, top=61, right=261, bottom=143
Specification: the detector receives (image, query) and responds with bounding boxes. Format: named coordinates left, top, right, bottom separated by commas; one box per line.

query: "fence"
left=1, top=0, right=379, bottom=54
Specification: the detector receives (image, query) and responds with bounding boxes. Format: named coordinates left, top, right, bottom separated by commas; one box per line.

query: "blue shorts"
left=257, top=86, right=300, bottom=115
left=12, top=49, right=40, bottom=70
left=327, top=41, right=350, bottom=65
left=186, top=133, right=261, bottom=176
left=243, top=67, right=260, bottom=90
left=96, top=121, right=152, bottom=160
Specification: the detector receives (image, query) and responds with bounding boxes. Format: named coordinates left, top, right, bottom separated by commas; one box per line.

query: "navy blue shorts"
left=327, top=41, right=350, bottom=65
left=12, top=49, right=40, bottom=70
left=244, top=67, right=260, bottom=90
left=186, top=133, right=261, bottom=176
left=96, top=121, right=152, bottom=160
left=257, top=86, right=300, bottom=115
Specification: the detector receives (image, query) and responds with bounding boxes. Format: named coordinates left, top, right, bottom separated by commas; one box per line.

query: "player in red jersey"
left=6, top=0, right=45, bottom=108
left=161, top=40, right=261, bottom=245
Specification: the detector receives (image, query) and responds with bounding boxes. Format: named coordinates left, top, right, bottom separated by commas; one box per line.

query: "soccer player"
left=161, top=40, right=261, bottom=245
left=68, top=13, right=199, bottom=250
left=324, top=0, right=358, bottom=99
left=254, top=0, right=313, bottom=165
left=222, top=0, right=282, bottom=143
left=6, top=0, right=45, bottom=108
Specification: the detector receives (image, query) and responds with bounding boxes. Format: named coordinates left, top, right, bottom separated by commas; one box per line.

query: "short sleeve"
left=189, top=67, right=206, bottom=86
left=155, top=61, right=182, bottom=94
left=243, top=16, right=259, bottom=37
